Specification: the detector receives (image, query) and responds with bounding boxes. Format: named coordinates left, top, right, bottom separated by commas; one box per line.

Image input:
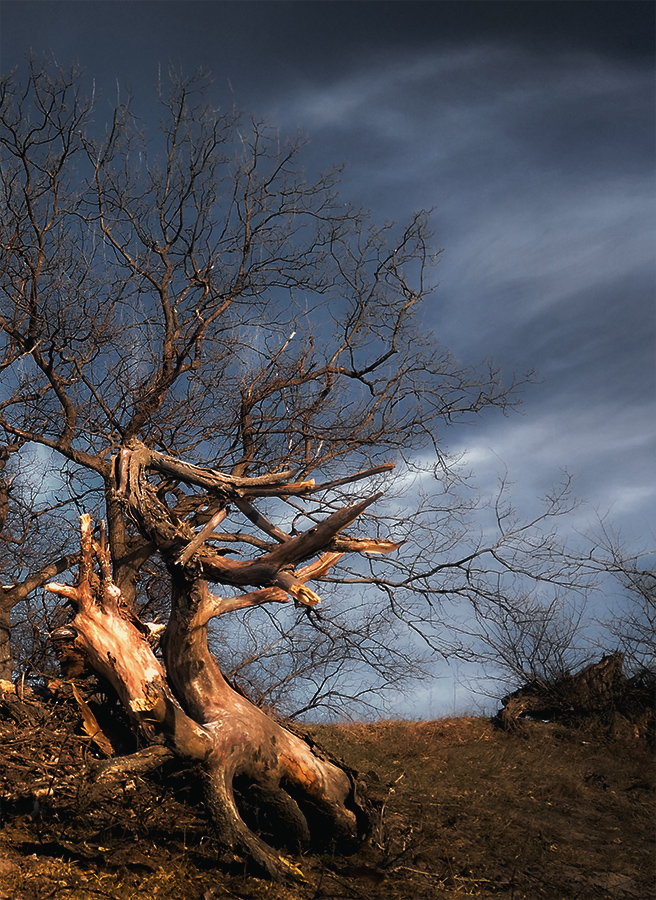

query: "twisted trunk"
left=47, top=442, right=392, bottom=876
left=163, top=570, right=368, bottom=875
left=48, top=515, right=372, bottom=879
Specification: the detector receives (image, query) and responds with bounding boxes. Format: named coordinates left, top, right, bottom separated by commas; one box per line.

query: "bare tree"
left=0, top=441, right=79, bottom=680
left=611, top=567, right=656, bottom=676
left=0, top=59, right=591, bottom=874
left=388, top=474, right=598, bottom=699
left=465, top=592, right=594, bottom=693
left=591, top=526, right=655, bottom=677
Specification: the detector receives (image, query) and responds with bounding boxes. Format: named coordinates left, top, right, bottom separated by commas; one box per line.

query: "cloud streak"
left=274, top=42, right=654, bottom=557
left=1, top=2, right=653, bottom=715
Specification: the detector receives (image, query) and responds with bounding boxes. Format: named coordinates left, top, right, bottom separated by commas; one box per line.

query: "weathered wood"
left=89, top=745, right=176, bottom=783
left=162, top=571, right=370, bottom=877
left=494, top=654, right=655, bottom=744
left=112, top=444, right=393, bottom=606
left=47, top=516, right=212, bottom=761
left=48, top=515, right=373, bottom=878
left=176, top=507, right=228, bottom=565
left=114, top=440, right=394, bottom=500
left=53, top=443, right=394, bottom=876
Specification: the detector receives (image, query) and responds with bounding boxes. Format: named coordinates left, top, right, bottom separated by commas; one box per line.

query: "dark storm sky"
left=1, top=2, right=654, bottom=710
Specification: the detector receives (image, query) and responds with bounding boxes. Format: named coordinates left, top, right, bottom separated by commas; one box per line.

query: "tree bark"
left=0, top=593, right=12, bottom=682
left=48, top=515, right=372, bottom=879
left=163, top=569, right=369, bottom=876
left=492, top=654, right=641, bottom=734
left=47, top=517, right=212, bottom=760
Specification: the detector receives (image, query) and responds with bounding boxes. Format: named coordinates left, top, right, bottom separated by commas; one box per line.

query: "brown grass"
left=0, top=703, right=653, bottom=900
left=304, top=717, right=654, bottom=899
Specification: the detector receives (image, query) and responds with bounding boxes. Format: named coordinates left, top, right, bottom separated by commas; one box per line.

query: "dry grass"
left=304, top=717, right=654, bottom=899
left=1, top=703, right=653, bottom=900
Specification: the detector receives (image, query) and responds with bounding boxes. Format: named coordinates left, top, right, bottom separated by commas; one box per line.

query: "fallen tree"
left=45, top=442, right=398, bottom=877
left=493, top=653, right=655, bottom=744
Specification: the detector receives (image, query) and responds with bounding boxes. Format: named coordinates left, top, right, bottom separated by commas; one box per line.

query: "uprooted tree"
left=493, top=653, right=655, bottom=745
left=46, top=445, right=396, bottom=876
left=0, top=59, right=595, bottom=874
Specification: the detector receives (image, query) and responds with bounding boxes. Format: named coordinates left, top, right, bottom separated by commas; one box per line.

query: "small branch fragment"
left=302, top=462, right=395, bottom=494
left=71, top=683, right=114, bottom=757
left=198, top=586, right=290, bottom=623
left=89, top=745, right=176, bottom=783
left=232, top=496, right=290, bottom=543
left=296, top=551, right=345, bottom=581
left=177, top=506, right=228, bottom=565
left=332, top=536, right=403, bottom=555
left=274, top=571, right=322, bottom=607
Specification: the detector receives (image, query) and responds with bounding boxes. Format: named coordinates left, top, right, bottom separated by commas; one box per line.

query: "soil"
left=0, top=685, right=653, bottom=899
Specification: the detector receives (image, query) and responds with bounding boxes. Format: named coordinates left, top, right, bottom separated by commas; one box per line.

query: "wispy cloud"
left=451, top=399, right=656, bottom=539
left=279, top=42, right=654, bottom=553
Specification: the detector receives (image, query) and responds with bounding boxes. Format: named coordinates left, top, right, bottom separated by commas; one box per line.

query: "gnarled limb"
left=47, top=516, right=372, bottom=879
left=46, top=515, right=212, bottom=760
left=194, top=553, right=345, bottom=621
left=111, top=443, right=396, bottom=605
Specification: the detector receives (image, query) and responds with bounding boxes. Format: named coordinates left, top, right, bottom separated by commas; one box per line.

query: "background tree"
left=465, top=591, right=594, bottom=694
left=609, top=566, right=655, bottom=677
left=460, top=518, right=655, bottom=714
left=592, top=526, right=655, bottom=678
left=0, top=440, right=79, bottom=680
left=0, top=58, right=596, bottom=873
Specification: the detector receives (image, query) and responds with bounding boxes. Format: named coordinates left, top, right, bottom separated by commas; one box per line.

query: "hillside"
left=0, top=689, right=653, bottom=899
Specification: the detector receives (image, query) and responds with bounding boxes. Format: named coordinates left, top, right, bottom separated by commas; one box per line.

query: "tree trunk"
left=0, top=593, right=12, bottom=682
left=48, top=516, right=371, bottom=879
left=0, top=451, right=14, bottom=681
left=163, top=569, right=368, bottom=875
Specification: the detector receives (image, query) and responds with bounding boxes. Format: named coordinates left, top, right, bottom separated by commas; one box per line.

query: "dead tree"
left=0, top=60, right=547, bottom=716
left=46, top=442, right=399, bottom=876
left=0, top=60, right=603, bottom=871
left=494, top=653, right=655, bottom=744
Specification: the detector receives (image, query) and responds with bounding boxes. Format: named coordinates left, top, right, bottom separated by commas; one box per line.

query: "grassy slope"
left=0, top=704, right=653, bottom=900
left=307, top=718, right=654, bottom=899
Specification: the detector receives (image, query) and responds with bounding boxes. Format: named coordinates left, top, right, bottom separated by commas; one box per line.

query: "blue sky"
left=1, top=1, right=654, bottom=715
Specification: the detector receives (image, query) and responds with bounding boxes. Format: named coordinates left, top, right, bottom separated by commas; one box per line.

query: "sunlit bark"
left=48, top=512, right=371, bottom=877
